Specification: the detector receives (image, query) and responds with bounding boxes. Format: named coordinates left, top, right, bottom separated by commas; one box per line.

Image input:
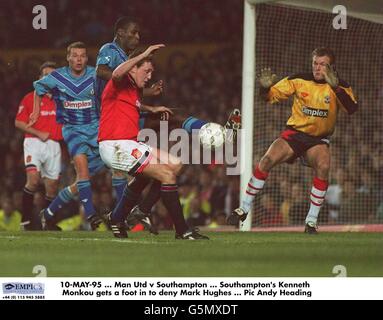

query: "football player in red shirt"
left=15, top=62, right=63, bottom=230
left=99, top=45, right=208, bottom=240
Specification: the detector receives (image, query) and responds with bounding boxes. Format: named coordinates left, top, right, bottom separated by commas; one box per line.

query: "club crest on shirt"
left=131, top=148, right=142, bottom=159
left=26, top=155, right=32, bottom=163
left=324, top=95, right=330, bottom=104
left=18, top=105, right=24, bottom=114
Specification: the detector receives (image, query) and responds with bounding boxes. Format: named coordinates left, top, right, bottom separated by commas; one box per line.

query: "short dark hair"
left=114, top=16, right=138, bottom=35
left=67, top=41, right=87, bottom=55
left=129, top=48, right=154, bottom=68
left=39, top=61, right=56, bottom=75
left=312, top=47, right=335, bottom=64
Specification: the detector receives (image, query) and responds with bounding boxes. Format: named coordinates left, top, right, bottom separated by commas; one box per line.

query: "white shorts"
left=99, top=140, right=153, bottom=175
left=23, top=138, right=62, bottom=180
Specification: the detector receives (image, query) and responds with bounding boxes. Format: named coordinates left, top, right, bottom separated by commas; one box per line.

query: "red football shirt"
left=16, top=92, right=63, bottom=141
left=98, top=75, right=141, bottom=142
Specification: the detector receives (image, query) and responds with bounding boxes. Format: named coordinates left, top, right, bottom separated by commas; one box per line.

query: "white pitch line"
left=0, top=235, right=176, bottom=245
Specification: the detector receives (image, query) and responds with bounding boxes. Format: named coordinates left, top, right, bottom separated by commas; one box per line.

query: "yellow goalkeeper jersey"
left=266, top=73, right=357, bottom=137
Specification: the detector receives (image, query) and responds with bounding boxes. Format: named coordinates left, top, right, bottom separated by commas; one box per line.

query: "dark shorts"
left=280, top=127, right=329, bottom=164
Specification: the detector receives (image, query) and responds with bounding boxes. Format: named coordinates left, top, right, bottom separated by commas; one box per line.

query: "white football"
left=198, top=122, right=226, bottom=149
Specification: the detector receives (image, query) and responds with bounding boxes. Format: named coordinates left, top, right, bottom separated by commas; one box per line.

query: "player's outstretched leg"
left=141, top=148, right=209, bottom=240
left=41, top=184, right=76, bottom=230
left=108, top=176, right=151, bottom=238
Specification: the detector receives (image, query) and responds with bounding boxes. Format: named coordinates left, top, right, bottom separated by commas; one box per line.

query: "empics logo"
left=2, top=283, right=45, bottom=294
left=302, top=106, right=328, bottom=118
left=4, top=284, right=15, bottom=290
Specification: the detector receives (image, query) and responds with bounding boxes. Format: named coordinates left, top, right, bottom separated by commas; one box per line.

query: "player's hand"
left=38, top=131, right=50, bottom=142
left=144, top=44, right=165, bottom=57
left=151, top=80, right=164, bottom=96
left=27, top=112, right=39, bottom=127
left=324, top=64, right=339, bottom=89
left=259, top=68, right=278, bottom=88
left=152, top=106, right=173, bottom=121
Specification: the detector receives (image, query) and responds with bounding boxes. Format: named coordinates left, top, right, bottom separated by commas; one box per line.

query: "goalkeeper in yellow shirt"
left=228, top=47, right=358, bottom=233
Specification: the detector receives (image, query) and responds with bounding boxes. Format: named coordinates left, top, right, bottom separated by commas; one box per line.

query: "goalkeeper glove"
left=324, top=64, right=339, bottom=89
left=259, top=67, right=278, bottom=89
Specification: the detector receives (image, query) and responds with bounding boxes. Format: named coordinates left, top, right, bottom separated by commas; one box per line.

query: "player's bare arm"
left=97, top=59, right=163, bottom=96
left=112, top=44, right=165, bottom=82
left=15, top=120, right=50, bottom=142
left=141, top=104, right=173, bottom=121
left=324, top=64, right=358, bottom=114
left=27, top=92, right=42, bottom=127
left=143, top=80, right=164, bottom=97
left=96, top=64, right=113, bottom=81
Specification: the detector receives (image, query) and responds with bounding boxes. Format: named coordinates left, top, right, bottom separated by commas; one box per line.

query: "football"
left=198, top=122, right=226, bottom=149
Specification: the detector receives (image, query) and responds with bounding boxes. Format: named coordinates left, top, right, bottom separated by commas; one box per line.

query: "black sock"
left=161, top=184, right=188, bottom=234
left=22, top=187, right=34, bottom=224
left=121, top=176, right=150, bottom=219
left=139, top=180, right=162, bottom=214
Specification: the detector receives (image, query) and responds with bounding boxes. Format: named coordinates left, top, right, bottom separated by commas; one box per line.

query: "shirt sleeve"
left=96, top=46, right=118, bottom=69
left=15, top=94, right=32, bottom=123
left=335, top=85, right=358, bottom=114
left=267, top=77, right=296, bottom=104
left=33, top=74, right=55, bottom=96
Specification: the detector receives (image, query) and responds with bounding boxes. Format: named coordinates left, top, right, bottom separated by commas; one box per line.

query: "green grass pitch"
left=0, top=231, right=382, bottom=277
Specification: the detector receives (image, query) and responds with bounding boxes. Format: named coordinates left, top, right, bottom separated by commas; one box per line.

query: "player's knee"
left=316, top=161, right=330, bottom=176
left=26, top=175, right=40, bottom=191
left=158, top=167, right=177, bottom=184
left=45, top=182, right=59, bottom=197
left=171, top=161, right=183, bottom=175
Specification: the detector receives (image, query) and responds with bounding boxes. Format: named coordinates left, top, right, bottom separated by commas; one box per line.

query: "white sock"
left=241, top=176, right=266, bottom=213
left=305, top=185, right=327, bottom=225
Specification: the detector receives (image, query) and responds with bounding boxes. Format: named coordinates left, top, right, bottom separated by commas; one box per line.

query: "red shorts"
left=280, top=127, right=329, bottom=163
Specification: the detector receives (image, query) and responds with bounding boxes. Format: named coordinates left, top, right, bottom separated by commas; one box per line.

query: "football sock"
left=77, top=180, right=96, bottom=219
left=241, top=165, right=269, bottom=213
left=161, top=184, right=188, bottom=235
left=182, top=117, right=208, bottom=134
left=111, top=176, right=150, bottom=222
left=45, top=186, right=74, bottom=219
left=139, top=180, right=162, bottom=214
left=112, top=176, right=127, bottom=203
left=44, top=195, right=54, bottom=208
left=21, top=187, right=34, bottom=224
left=305, top=177, right=328, bottom=225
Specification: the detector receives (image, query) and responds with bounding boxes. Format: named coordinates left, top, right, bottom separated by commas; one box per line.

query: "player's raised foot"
left=128, top=206, right=159, bottom=235
left=40, top=209, right=62, bottom=231
left=87, top=214, right=103, bottom=231
left=175, top=228, right=209, bottom=240
left=226, top=207, right=248, bottom=225
left=106, top=212, right=128, bottom=238
left=304, top=221, right=318, bottom=234
left=224, top=108, right=241, bottom=142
